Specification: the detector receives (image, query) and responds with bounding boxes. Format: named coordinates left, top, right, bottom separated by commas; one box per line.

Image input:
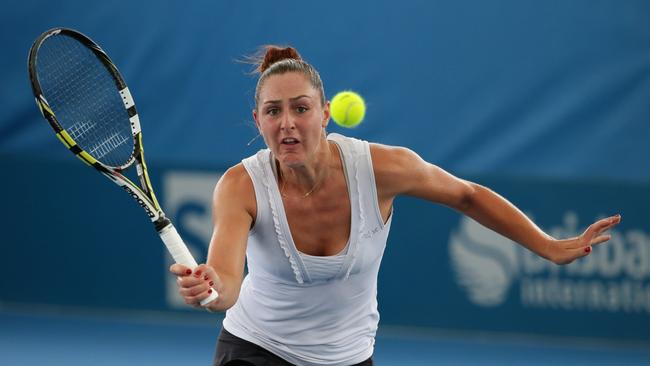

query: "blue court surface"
left=1, top=306, right=649, bottom=365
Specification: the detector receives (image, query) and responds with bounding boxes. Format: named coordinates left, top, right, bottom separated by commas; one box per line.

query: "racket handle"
left=158, top=223, right=219, bottom=305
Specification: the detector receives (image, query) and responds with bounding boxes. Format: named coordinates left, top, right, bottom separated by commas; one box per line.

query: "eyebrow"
left=263, top=95, right=312, bottom=105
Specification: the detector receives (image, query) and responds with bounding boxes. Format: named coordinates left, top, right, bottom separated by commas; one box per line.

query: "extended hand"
left=549, top=214, right=621, bottom=265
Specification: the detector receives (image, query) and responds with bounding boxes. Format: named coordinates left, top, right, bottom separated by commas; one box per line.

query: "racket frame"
left=28, top=27, right=218, bottom=304
left=28, top=28, right=163, bottom=225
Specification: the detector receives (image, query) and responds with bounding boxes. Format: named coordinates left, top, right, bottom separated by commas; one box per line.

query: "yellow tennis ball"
left=330, top=91, right=366, bottom=128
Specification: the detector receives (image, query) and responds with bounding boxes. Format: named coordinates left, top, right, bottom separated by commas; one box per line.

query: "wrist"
left=204, top=304, right=217, bottom=313
left=203, top=299, right=221, bottom=313
left=539, top=235, right=557, bottom=262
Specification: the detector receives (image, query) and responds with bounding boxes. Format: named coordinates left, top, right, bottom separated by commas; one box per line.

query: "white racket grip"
left=158, top=224, right=219, bottom=305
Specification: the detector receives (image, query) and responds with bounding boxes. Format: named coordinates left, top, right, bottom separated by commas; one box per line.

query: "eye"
left=266, top=107, right=280, bottom=116
left=296, top=106, right=309, bottom=113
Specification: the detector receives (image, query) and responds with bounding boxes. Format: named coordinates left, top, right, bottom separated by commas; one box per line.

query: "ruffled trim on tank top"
left=338, top=136, right=367, bottom=281
left=259, top=151, right=305, bottom=284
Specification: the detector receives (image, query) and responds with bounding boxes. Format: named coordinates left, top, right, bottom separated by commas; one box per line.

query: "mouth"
left=280, top=137, right=300, bottom=145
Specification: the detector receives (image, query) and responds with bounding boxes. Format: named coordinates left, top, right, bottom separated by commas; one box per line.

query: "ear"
left=322, top=101, right=331, bottom=128
left=253, top=109, right=261, bottom=130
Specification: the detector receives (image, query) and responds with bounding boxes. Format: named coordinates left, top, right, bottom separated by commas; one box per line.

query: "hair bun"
left=258, top=45, right=302, bottom=73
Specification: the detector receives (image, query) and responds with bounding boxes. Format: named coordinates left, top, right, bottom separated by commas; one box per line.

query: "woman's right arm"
left=169, top=163, right=256, bottom=312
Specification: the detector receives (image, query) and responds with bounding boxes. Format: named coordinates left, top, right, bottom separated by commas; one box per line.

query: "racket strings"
left=36, top=34, right=135, bottom=168
left=66, top=120, right=130, bottom=161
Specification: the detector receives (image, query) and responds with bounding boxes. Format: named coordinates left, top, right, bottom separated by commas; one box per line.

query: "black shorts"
left=214, top=328, right=374, bottom=366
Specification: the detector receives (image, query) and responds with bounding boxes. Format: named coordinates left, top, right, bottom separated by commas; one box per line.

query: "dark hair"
left=250, top=45, right=326, bottom=110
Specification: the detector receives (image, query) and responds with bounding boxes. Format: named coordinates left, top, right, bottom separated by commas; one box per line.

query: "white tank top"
left=223, top=133, right=392, bottom=366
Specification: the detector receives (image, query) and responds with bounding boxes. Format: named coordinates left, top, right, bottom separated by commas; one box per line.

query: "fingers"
left=554, top=214, right=621, bottom=265
left=173, top=263, right=221, bottom=307
left=178, top=278, right=215, bottom=306
left=188, top=265, right=221, bottom=290
left=583, top=214, right=621, bottom=246
left=169, top=263, right=193, bottom=276
left=593, top=214, right=622, bottom=233
left=591, top=234, right=612, bottom=246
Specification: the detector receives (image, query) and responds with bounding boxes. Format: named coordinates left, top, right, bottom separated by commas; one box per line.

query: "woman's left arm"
left=370, top=143, right=621, bottom=265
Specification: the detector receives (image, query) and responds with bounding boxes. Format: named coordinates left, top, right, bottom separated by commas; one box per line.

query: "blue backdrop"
left=2, top=0, right=649, bottom=180
left=1, top=0, right=649, bottom=342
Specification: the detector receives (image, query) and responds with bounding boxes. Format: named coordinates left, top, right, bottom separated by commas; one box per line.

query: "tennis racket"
left=28, top=27, right=218, bottom=305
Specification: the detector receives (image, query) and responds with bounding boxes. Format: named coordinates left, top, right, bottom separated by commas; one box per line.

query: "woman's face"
left=253, top=72, right=330, bottom=168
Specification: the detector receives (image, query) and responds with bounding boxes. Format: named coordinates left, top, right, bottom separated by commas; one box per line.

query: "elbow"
left=455, top=181, right=479, bottom=213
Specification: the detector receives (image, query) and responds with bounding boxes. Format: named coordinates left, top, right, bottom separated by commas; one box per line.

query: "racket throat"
left=154, top=216, right=173, bottom=232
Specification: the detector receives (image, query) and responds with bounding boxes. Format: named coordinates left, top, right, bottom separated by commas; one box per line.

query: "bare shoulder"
left=213, top=163, right=256, bottom=219
left=217, top=163, right=253, bottom=189
left=368, top=143, right=473, bottom=207
left=369, top=143, right=422, bottom=173
left=369, top=143, right=426, bottom=198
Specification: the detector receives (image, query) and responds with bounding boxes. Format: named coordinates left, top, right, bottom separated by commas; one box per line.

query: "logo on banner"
left=450, top=212, right=650, bottom=313
left=449, top=216, right=518, bottom=306
left=163, top=171, right=223, bottom=309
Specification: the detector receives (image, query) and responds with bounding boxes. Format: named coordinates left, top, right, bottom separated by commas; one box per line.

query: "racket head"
left=28, top=28, right=140, bottom=170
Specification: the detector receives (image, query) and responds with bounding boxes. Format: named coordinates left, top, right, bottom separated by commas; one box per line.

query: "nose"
left=280, top=112, right=296, bottom=131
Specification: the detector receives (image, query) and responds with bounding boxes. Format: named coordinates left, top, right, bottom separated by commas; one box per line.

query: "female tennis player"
left=170, top=45, right=621, bottom=366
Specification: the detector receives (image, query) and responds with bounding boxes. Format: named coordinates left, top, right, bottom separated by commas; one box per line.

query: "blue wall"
left=2, top=158, right=647, bottom=340
left=2, top=0, right=649, bottom=180
left=1, top=0, right=649, bottom=342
